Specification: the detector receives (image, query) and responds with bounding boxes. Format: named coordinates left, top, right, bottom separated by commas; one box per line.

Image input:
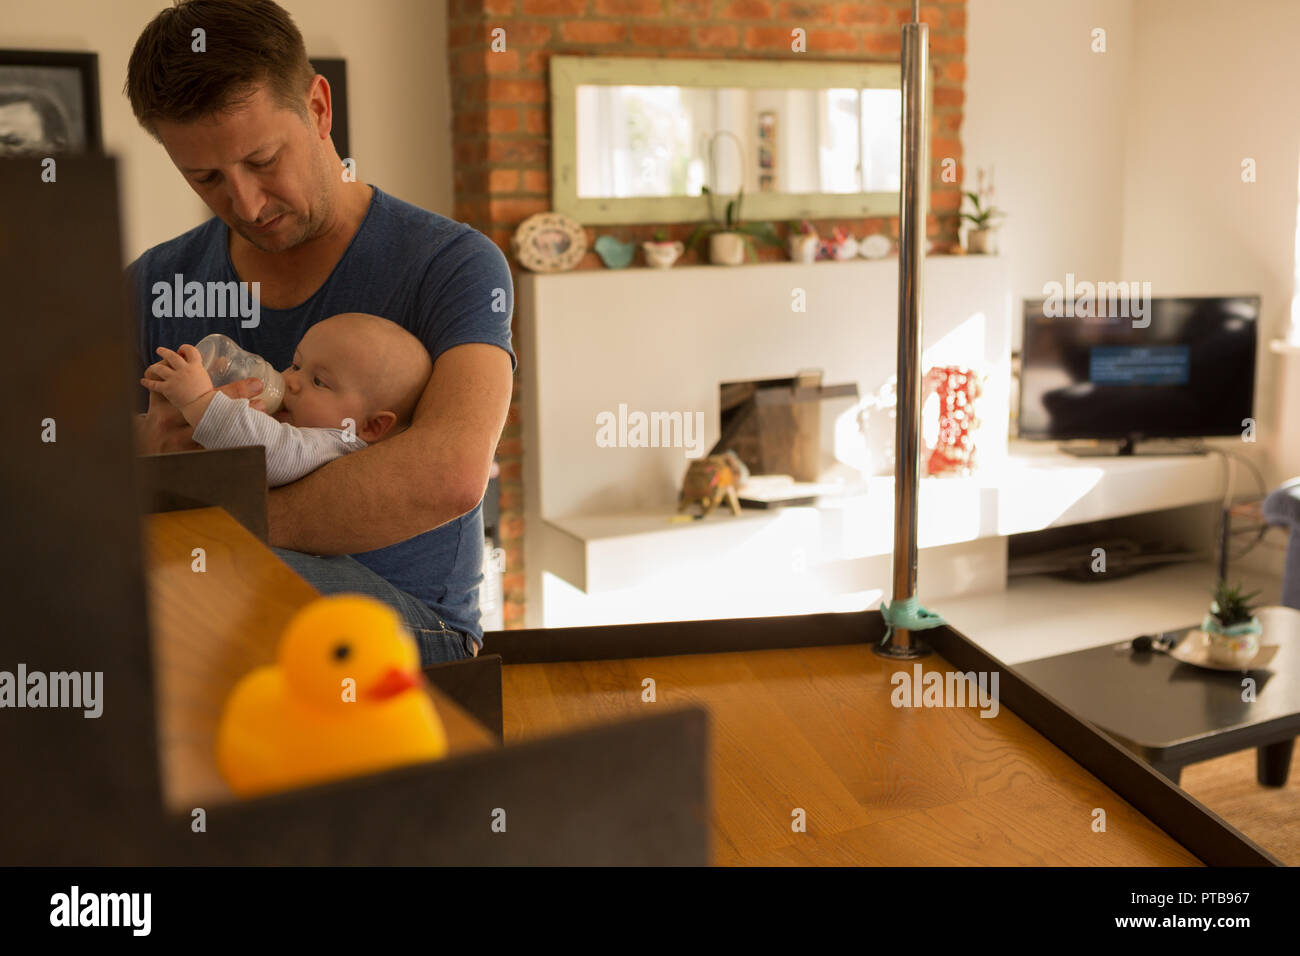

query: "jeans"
left=271, top=547, right=476, bottom=667
left=1263, top=477, right=1300, bottom=611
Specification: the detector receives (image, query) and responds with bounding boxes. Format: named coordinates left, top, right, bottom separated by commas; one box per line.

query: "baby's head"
left=277, top=313, right=432, bottom=442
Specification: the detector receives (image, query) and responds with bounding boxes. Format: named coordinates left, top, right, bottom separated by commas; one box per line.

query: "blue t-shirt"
left=124, top=185, right=516, bottom=642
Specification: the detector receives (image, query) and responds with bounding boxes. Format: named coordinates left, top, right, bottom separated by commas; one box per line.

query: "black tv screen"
left=1018, top=295, right=1258, bottom=441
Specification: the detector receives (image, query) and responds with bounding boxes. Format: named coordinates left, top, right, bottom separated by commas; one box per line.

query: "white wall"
left=966, top=0, right=1300, bottom=485
left=1119, top=0, right=1300, bottom=484
left=3, top=0, right=453, bottom=262
left=965, top=0, right=1136, bottom=346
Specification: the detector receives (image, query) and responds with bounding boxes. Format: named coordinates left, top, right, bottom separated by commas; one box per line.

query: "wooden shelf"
left=144, top=508, right=496, bottom=810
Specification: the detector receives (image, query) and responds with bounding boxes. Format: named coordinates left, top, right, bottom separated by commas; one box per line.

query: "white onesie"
left=192, top=391, right=367, bottom=486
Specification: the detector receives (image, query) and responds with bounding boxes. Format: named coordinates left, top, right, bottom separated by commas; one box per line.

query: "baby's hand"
left=141, top=344, right=213, bottom=410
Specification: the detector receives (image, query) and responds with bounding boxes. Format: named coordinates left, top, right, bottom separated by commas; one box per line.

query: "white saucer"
left=1167, top=631, right=1279, bottom=671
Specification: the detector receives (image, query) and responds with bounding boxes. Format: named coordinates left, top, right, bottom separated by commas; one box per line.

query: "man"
left=124, top=0, right=515, bottom=665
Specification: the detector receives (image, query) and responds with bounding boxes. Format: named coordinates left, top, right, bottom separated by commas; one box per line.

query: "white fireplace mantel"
left=517, top=255, right=1015, bottom=627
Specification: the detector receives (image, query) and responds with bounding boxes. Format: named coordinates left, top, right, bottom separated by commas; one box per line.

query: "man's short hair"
left=125, top=0, right=315, bottom=138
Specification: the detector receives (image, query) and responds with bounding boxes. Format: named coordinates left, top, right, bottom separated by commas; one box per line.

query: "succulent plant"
left=1209, top=580, right=1261, bottom=628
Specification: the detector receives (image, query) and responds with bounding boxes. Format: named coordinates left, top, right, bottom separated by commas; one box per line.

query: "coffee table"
left=1016, top=605, right=1300, bottom=785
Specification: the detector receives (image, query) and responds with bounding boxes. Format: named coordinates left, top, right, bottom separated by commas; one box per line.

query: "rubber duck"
left=216, top=594, right=448, bottom=797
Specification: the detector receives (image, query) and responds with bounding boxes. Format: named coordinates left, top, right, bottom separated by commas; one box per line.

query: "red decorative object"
left=817, top=226, right=849, bottom=261
left=922, top=365, right=982, bottom=476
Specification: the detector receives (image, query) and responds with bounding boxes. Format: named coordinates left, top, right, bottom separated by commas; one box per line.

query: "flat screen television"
left=1018, top=295, right=1258, bottom=449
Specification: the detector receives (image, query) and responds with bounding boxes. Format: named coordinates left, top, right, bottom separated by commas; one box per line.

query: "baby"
left=142, top=313, right=433, bottom=486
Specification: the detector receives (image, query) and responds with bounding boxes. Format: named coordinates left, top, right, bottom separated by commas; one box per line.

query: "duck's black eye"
left=332, top=643, right=351, bottom=662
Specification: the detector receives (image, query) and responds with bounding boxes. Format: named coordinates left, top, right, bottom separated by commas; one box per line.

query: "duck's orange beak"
left=366, top=667, right=422, bottom=701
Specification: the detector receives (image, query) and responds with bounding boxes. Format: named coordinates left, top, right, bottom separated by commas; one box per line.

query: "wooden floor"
left=1182, top=750, right=1300, bottom=865
left=504, top=643, right=1201, bottom=866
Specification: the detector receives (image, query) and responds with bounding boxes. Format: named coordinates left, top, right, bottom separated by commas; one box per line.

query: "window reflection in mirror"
left=575, top=84, right=902, bottom=199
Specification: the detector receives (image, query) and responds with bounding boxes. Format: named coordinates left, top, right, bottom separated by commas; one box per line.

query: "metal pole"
left=875, top=3, right=931, bottom=659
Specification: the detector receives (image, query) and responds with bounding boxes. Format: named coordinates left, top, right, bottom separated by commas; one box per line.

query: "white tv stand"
left=529, top=439, right=1249, bottom=628
left=1056, top=436, right=1210, bottom=458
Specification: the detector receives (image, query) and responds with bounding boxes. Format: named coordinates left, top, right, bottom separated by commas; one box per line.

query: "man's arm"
left=266, top=343, right=513, bottom=554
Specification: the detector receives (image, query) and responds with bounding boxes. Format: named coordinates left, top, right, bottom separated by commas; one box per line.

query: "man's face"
left=154, top=81, right=332, bottom=253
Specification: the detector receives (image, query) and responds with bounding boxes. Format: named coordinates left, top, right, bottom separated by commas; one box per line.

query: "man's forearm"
left=267, top=426, right=477, bottom=554
left=269, top=343, right=512, bottom=555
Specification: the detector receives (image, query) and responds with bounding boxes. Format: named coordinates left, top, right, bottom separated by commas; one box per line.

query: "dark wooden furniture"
left=137, top=446, right=270, bottom=542
left=0, top=155, right=709, bottom=866
left=1017, top=609, right=1300, bottom=787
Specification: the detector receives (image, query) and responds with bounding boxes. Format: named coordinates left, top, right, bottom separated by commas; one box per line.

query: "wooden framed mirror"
left=550, top=55, right=918, bottom=225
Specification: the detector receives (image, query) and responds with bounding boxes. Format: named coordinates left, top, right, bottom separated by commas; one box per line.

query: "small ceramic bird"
left=216, top=595, right=448, bottom=797
left=594, top=235, right=637, bottom=269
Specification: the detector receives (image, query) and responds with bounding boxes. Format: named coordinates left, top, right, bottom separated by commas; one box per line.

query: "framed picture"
left=0, top=50, right=101, bottom=157
left=311, top=57, right=350, bottom=163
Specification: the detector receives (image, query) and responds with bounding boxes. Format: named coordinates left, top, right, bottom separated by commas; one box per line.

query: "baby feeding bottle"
left=195, top=333, right=285, bottom=414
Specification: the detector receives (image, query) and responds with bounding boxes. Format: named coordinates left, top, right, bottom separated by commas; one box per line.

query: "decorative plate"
left=859, top=234, right=893, bottom=259
left=511, top=212, right=587, bottom=273
left=1167, top=631, right=1279, bottom=671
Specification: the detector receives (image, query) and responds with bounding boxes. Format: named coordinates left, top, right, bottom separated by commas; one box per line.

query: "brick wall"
left=448, top=0, right=968, bottom=627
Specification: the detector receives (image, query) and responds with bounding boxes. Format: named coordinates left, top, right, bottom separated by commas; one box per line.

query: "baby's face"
left=277, top=322, right=380, bottom=433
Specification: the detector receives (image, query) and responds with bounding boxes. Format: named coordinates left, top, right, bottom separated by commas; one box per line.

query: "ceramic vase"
left=709, top=232, right=747, bottom=266
left=1204, top=617, right=1261, bottom=668
left=967, top=227, right=996, bottom=254
left=789, top=234, right=819, bottom=264
left=642, top=240, right=684, bottom=269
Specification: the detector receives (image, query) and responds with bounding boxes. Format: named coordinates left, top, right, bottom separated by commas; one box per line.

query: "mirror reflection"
left=575, top=85, right=902, bottom=199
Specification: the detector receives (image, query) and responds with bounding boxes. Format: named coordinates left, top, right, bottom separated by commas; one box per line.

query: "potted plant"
left=643, top=228, right=684, bottom=269
left=686, top=186, right=782, bottom=266
left=1202, top=580, right=1262, bottom=667
left=961, top=167, right=1004, bottom=254
left=787, top=219, right=820, bottom=263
